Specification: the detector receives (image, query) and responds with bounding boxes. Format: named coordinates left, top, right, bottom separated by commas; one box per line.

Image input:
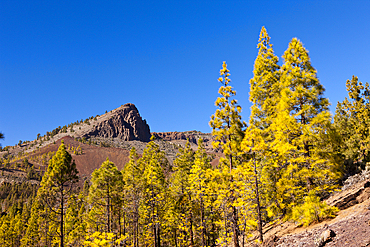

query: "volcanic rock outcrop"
left=83, top=103, right=151, bottom=142
left=151, top=131, right=198, bottom=144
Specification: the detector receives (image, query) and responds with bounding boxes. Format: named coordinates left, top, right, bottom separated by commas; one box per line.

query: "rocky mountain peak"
left=82, top=103, right=151, bottom=142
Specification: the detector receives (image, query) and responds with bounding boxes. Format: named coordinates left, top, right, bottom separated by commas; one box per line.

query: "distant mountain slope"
left=0, top=136, right=130, bottom=182
left=0, top=103, right=217, bottom=182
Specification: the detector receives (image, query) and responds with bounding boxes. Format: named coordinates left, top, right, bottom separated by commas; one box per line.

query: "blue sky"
left=1, top=1, right=370, bottom=146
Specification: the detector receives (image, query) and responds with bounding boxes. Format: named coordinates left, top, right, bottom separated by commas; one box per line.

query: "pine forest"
left=1, top=27, right=370, bottom=247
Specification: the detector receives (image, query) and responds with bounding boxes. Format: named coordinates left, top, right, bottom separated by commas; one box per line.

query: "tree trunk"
left=232, top=206, right=240, bottom=247
left=135, top=213, right=139, bottom=247
left=255, top=162, right=263, bottom=243
left=107, top=184, right=111, bottom=233
left=188, top=194, right=194, bottom=247
left=174, top=229, right=178, bottom=247
left=211, top=217, right=216, bottom=247
left=60, top=189, right=64, bottom=247
left=119, top=208, right=122, bottom=237
left=157, top=223, right=161, bottom=247
left=229, top=152, right=240, bottom=247
left=200, top=198, right=206, bottom=247
left=123, top=210, right=126, bottom=237
left=153, top=207, right=157, bottom=247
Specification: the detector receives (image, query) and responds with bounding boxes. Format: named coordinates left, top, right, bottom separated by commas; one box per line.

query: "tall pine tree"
left=37, top=140, right=79, bottom=247
left=122, top=147, right=143, bottom=247
left=88, top=158, right=124, bottom=236
left=188, top=138, right=216, bottom=247
left=170, top=140, right=195, bottom=246
left=210, top=61, right=246, bottom=247
left=271, top=38, right=339, bottom=220
left=138, top=137, right=168, bottom=247
left=241, top=26, right=280, bottom=243
left=334, top=75, right=370, bottom=173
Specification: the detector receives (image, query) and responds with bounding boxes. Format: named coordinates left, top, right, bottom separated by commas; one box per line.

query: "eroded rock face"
left=151, top=132, right=198, bottom=144
left=327, top=175, right=370, bottom=210
left=83, top=103, right=151, bottom=142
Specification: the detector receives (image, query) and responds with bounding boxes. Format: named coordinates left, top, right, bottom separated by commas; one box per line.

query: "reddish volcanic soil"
left=27, top=136, right=130, bottom=177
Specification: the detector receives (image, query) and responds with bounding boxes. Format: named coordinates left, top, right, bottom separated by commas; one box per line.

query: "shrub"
left=292, top=191, right=339, bottom=226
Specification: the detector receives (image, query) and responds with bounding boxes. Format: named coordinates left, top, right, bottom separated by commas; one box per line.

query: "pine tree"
left=0, top=132, right=4, bottom=148
left=21, top=200, right=46, bottom=247
left=122, top=147, right=143, bottom=247
left=188, top=138, right=215, bottom=247
left=37, top=140, right=79, bottom=247
left=249, top=26, right=280, bottom=129
left=138, top=137, right=168, bottom=247
left=0, top=211, right=12, bottom=246
left=271, top=38, right=339, bottom=220
left=65, top=193, right=87, bottom=246
left=241, top=26, right=280, bottom=243
left=210, top=61, right=246, bottom=247
left=240, top=127, right=268, bottom=243
left=170, top=140, right=195, bottom=246
left=334, top=75, right=370, bottom=172
left=88, top=158, right=124, bottom=237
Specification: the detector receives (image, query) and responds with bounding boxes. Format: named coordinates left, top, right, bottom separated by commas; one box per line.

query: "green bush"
left=292, top=191, right=339, bottom=226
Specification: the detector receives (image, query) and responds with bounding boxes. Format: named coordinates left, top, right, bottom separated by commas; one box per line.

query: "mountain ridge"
left=0, top=103, right=215, bottom=180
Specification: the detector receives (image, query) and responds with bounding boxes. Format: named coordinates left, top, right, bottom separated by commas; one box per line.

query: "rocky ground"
left=258, top=170, right=370, bottom=247
left=270, top=201, right=370, bottom=246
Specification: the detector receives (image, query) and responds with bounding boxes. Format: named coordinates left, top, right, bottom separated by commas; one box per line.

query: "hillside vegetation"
left=0, top=27, right=370, bottom=247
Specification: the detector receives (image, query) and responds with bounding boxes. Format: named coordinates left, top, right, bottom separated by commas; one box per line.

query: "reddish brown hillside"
left=62, top=136, right=130, bottom=176
left=24, top=136, right=130, bottom=177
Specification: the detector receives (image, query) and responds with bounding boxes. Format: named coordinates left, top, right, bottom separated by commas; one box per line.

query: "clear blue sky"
left=1, top=0, right=370, bottom=146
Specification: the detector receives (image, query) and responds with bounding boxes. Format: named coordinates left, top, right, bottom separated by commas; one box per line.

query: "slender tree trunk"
left=135, top=212, right=139, bottom=247
left=254, top=159, right=263, bottom=243
left=123, top=210, right=126, bottom=237
left=152, top=188, right=158, bottom=247
left=60, top=188, right=64, bottom=247
left=119, top=208, right=122, bottom=237
left=229, top=153, right=240, bottom=247
left=133, top=218, right=136, bottom=247
left=189, top=213, right=194, bottom=247
left=157, top=222, right=161, bottom=247
left=174, top=228, right=178, bottom=247
left=232, top=206, right=240, bottom=247
left=211, top=217, right=216, bottom=247
left=200, top=198, right=206, bottom=247
left=188, top=194, right=194, bottom=247
left=107, top=184, right=111, bottom=233
left=154, top=225, right=157, bottom=247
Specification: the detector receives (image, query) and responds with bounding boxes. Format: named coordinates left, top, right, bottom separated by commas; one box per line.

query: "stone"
left=83, top=103, right=151, bottom=142
left=315, top=229, right=336, bottom=247
left=263, top=234, right=278, bottom=247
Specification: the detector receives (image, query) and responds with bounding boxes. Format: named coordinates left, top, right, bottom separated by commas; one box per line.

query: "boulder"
left=315, top=229, right=336, bottom=247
